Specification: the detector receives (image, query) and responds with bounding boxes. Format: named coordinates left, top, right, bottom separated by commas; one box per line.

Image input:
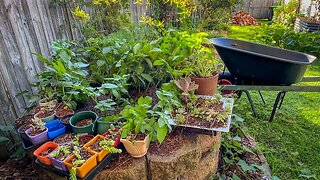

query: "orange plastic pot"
left=34, top=141, right=59, bottom=166
left=63, top=148, right=97, bottom=178
left=84, top=135, right=109, bottom=162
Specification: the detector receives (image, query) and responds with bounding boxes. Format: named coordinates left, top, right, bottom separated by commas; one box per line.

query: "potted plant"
left=172, top=78, right=233, bottom=131
left=55, top=103, right=74, bottom=120
left=45, top=120, right=66, bottom=139
left=190, top=49, right=223, bottom=96
left=34, top=100, right=56, bottom=123
left=59, top=114, right=73, bottom=132
left=33, top=141, right=59, bottom=166
left=49, top=144, right=73, bottom=171
left=69, top=111, right=97, bottom=135
left=53, top=133, right=75, bottom=145
left=119, top=97, right=153, bottom=158
left=96, top=115, right=121, bottom=135
left=17, top=123, right=33, bottom=144
left=64, top=147, right=98, bottom=179
left=84, top=132, right=122, bottom=162
left=72, top=134, right=95, bottom=147
left=15, top=114, right=33, bottom=129
left=26, top=118, right=49, bottom=145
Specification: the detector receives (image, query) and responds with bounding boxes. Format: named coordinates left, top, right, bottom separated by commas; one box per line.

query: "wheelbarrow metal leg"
left=278, top=92, right=286, bottom=110
left=244, top=90, right=258, bottom=118
left=258, top=91, right=266, bottom=105
left=269, top=91, right=285, bottom=122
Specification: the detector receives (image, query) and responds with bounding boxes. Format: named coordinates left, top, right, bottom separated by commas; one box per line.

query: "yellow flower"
left=72, top=6, right=90, bottom=23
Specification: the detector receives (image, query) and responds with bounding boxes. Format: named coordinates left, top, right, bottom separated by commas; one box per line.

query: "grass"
left=227, top=22, right=320, bottom=179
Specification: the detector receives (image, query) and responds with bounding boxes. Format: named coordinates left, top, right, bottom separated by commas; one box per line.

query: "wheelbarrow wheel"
left=218, top=72, right=242, bottom=98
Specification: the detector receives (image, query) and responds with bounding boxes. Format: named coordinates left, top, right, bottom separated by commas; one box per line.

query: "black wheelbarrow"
left=211, top=38, right=319, bottom=121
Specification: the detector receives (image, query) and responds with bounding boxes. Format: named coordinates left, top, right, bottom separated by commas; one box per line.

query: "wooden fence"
left=0, top=0, right=283, bottom=129
left=238, top=0, right=279, bottom=18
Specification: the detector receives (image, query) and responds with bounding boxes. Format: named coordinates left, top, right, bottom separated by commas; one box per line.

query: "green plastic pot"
left=70, top=111, right=97, bottom=135
left=96, top=118, right=112, bottom=135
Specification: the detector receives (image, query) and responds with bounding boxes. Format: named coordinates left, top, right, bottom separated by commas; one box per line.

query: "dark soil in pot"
left=71, top=148, right=92, bottom=164
left=90, top=138, right=104, bottom=152
left=40, top=148, right=55, bottom=156
left=29, top=127, right=46, bottom=136
left=172, top=97, right=228, bottom=129
left=15, top=115, right=33, bottom=128
left=61, top=116, right=72, bottom=124
left=36, top=110, right=54, bottom=118
left=53, top=133, right=75, bottom=144
left=135, top=133, right=147, bottom=141
left=79, top=135, right=94, bottom=146
left=55, top=108, right=74, bottom=119
left=75, top=118, right=93, bottom=127
left=18, top=124, right=33, bottom=133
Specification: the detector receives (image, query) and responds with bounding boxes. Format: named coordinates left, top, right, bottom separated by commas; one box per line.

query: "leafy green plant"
left=273, top=0, right=299, bottom=28
left=216, top=114, right=265, bottom=179
left=50, top=146, right=71, bottom=161
left=99, top=139, right=122, bottom=153
left=174, top=77, right=198, bottom=103
left=192, top=48, right=223, bottom=77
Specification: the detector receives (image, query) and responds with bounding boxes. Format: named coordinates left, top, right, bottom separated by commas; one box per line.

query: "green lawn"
left=227, top=24, right=320, bottom=179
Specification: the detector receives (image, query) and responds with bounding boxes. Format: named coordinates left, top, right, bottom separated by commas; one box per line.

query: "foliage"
left=273, top=0, right=299, bottom=28
left=69, top=0, right=131, bottom=38
left=32, top=117, right=46, bottom=131
left=50, top=145, right=71, bottom=161
left=216, top=114, right=264, bottom=179
left=192, top=48, right=223, bottom=77
left=99, top=139, right=122, bottom=153
left=174, top=77, right=198, bottom=102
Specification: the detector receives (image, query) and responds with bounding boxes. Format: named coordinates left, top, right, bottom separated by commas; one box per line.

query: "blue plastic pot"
left=45, top=120, right=66, bottom=139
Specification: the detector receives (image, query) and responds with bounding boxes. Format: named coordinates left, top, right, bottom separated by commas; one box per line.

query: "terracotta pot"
left=120, top=135, right=149, bottom=158
left=191, top=73, right=219, bottom=96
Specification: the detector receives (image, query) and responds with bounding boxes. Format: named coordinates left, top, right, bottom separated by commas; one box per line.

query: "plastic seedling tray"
left=168, top=96, right=234, bottom=133
left=35, top=144, right=125, bottom=180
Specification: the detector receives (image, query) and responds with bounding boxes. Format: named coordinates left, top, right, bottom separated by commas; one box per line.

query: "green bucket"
left=70, top=111, right=97, bottom=135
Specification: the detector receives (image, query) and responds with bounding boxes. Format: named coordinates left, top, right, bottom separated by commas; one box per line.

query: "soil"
left=172, top=97, right=227, bottom=129
left=90, top=138, right=103, bottom=152
left=36, top=109, right=54, bottom=119
left=135, top=133, right=146, bottom=141
left=79, top=135, right=94, bottom=146
left=34, top=105, right=41, bottom=114
left=299, top=16, right=320, bottom=24
left=55, top=108, right=74, bottom=119
left=18, top=124, right=33, bottom=133
left=71, top=148, right=92, bottom=166
left=106, top=153, right=133, bottom=170
left=148, top=130, right=184, bottom=156
left=61, top=116, right=71, bottom=124
left=15, top=114, right=33, bottom=128
left=0, top=158, right=43, bottom=179
left=53, top=133, right=75, bottom=144
left=29, top=127, right=46, bottom=136
left=40, top=148, right=55, bottom=157
left=75, top=118, right=93, bottom=127
left=104, top=130, right=120, bottom=140
left=130, top=86, right=159, bottom=106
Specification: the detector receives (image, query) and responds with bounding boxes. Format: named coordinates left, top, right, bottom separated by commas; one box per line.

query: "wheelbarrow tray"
left=211, top=38, right=317, bottom=85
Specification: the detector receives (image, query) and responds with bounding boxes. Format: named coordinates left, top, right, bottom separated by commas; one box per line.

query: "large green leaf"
left=141, top=73, right=153, bottom=82
left=157, top=125, right=167, bottom=143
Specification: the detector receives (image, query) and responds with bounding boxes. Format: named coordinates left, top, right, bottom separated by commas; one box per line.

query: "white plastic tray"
left=168, top=96, right=234, bottom=133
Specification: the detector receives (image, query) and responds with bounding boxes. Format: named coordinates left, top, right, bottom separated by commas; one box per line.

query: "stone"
left=94, top=156, right=147, bottom=180
left=147, top=134, right=201, bottom=180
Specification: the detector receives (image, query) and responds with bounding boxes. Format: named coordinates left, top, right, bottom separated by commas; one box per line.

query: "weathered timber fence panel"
left=0, top=0, right=75, bottom=127
left=0, top=0, right=283, bottom=128
left=237, top=0, right=279, bottom=19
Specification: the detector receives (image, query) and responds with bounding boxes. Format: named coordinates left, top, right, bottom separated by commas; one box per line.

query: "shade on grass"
left=227, top=22, right=320, bottom=179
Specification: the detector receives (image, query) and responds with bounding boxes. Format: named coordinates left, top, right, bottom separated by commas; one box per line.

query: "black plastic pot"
left=60, top=114, right=73, bottom=132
